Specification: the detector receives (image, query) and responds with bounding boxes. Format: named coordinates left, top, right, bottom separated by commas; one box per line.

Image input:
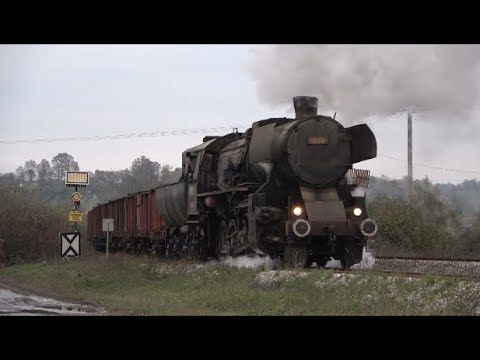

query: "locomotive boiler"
left=149, top=95, right=378, bottom=268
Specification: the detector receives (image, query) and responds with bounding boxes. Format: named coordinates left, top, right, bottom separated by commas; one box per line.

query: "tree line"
left=368, top=177, right=480, bottom=258
left=0, top=153, right=182, bottom=265
left=0, top=153, right=182, bottom=211
left=368, top=175, right=480, bottom=220
left=1, top=153, right=480, bottom=264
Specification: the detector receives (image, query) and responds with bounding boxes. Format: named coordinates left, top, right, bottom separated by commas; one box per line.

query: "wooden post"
left=408, top=109, right=413, bottom=200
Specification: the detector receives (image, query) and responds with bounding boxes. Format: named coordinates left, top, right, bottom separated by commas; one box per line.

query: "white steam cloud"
left=351, top=250, right=376, bottom=270
left=222, top=255, right=279, bottom=270
left=222, top=250, right=375, bottom=271
left=249, top=45, right=480, bottom=122
left=322, top=249, right=376, bottom=269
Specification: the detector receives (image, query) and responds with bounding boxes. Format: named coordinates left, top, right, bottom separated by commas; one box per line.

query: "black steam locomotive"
left=152, top=96, right=378, bottom=268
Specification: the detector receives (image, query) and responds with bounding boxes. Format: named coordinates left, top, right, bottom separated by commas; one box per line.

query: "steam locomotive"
left=88, top=96, right=378, bottom=268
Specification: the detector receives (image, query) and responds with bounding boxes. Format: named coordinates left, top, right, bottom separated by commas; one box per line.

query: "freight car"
left=88, top=96, right=378, bottom=268
left=88, top=189, right=166, bottom=253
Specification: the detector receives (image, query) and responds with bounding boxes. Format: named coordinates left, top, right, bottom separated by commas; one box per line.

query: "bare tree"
left=37, top=159, right=53, bottom=184
left=15, top=166, right=26, bottom=183
left=130, top=156, right=161, bottom=191
left=51, top=153, right=79, bottom=181
left=24, top=160, right=37, bottom=183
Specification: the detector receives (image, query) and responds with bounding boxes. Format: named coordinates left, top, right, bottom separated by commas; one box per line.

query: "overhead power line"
left=0, top=125, right=250, bottom=145
left=1, top=125, right=479, bottom=176
left=378, top=154, right=480, bottom=175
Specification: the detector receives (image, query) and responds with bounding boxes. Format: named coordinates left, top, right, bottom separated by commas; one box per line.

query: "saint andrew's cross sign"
left=60, top=232, right=81, bottom=257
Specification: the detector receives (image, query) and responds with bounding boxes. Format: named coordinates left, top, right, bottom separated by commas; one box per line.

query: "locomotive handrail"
left=197, top=187, right=250, bottom=197
left=236, top=182, right=262, bottom=187
left=346, top=168, right=371, bottom=188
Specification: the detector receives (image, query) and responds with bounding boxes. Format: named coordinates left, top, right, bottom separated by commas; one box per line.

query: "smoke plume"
left=248, top=45, right=480, bottom=122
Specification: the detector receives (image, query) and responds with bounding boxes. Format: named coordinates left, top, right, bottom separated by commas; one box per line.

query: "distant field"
left=1, top=253, right=479, bottom=315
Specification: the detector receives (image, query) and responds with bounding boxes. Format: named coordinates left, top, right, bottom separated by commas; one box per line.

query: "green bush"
left=0, top=184, right=71, bottom=265
left=459, top=214, right=480, bottom=254
left=369, top=177, right=467, bottom=257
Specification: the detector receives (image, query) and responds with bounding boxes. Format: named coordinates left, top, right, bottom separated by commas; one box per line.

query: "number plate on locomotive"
left=308, top=135, right=329, bottom=145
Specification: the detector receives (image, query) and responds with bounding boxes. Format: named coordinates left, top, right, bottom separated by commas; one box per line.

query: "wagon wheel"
left=195, top=226, right=207, bottom=260
left=340, top=260, right=350, bottom=270
left=228, top=219, right=238, bottom=247
left=304, top=257, right=313, bottom=269
left=341, top=238, right=355, bottom=270
left=238, top=216, right=248, bottom=247
left=340, top=254, right=354, bottom=270
left=166, top=239, right=173, bottom=259
left=316, top=258, right=329, bottom=268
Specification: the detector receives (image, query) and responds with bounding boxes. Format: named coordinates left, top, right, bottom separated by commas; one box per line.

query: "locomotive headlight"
left=353, top=207, right=363, bottom=217
left=293, top=206, right=303, bottom=217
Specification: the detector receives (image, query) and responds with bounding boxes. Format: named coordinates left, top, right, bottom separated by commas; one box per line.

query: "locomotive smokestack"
left=293, top=96, right=318, bottom=118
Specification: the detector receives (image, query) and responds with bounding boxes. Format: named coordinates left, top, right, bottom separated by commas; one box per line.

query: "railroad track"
left=333, top=255, right=480, bottom=280
left=372, top=255, right=480, bottom=263
left=300, top=264, right=480, bottom=279
left=349, top=268, right=480, bottom=280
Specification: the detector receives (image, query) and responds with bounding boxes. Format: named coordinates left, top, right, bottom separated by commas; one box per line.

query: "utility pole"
left=408, top=109, right=413, bottom=200
left=74, top=185, right=78, bottom=232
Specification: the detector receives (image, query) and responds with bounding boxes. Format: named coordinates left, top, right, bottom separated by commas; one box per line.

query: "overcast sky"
left=1, top=44, right=479, bottom=184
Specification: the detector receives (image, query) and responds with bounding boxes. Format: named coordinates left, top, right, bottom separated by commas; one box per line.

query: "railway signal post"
left=63, top=171, right=89, bottom=258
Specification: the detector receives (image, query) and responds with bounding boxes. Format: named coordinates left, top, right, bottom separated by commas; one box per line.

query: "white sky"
left=0, top=44, right=479, bottom=184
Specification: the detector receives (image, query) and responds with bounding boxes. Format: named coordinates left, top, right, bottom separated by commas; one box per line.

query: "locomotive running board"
left=197, top=187, right=250, bottom=197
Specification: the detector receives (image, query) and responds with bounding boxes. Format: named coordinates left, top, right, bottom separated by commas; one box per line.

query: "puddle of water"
left=0, top=288, right=104, bottom=316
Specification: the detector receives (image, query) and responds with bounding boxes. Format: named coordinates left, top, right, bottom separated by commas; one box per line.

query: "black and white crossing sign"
left=60, top=232, right=81, bottom=257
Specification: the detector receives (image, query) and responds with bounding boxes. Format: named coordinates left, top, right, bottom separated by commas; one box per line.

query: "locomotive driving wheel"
left=228, top=219, right=238, bottom=247
left=228, top=216, right=248, bottom=250
left=340, top=254, right=354, bottom=270
left=341, top=238, right=356, bottom=270
left=217, top=220, right=230, bottom=257
left=316, top=258, right=329, bottom=268
left=238, top=216, right=248, bottom=248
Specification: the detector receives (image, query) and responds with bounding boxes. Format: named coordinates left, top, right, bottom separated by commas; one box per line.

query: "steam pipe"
left=255, top=161, right=274, bottom=194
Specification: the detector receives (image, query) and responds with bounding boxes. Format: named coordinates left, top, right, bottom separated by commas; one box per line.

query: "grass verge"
left=1, top=253, right=479, bottom=315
